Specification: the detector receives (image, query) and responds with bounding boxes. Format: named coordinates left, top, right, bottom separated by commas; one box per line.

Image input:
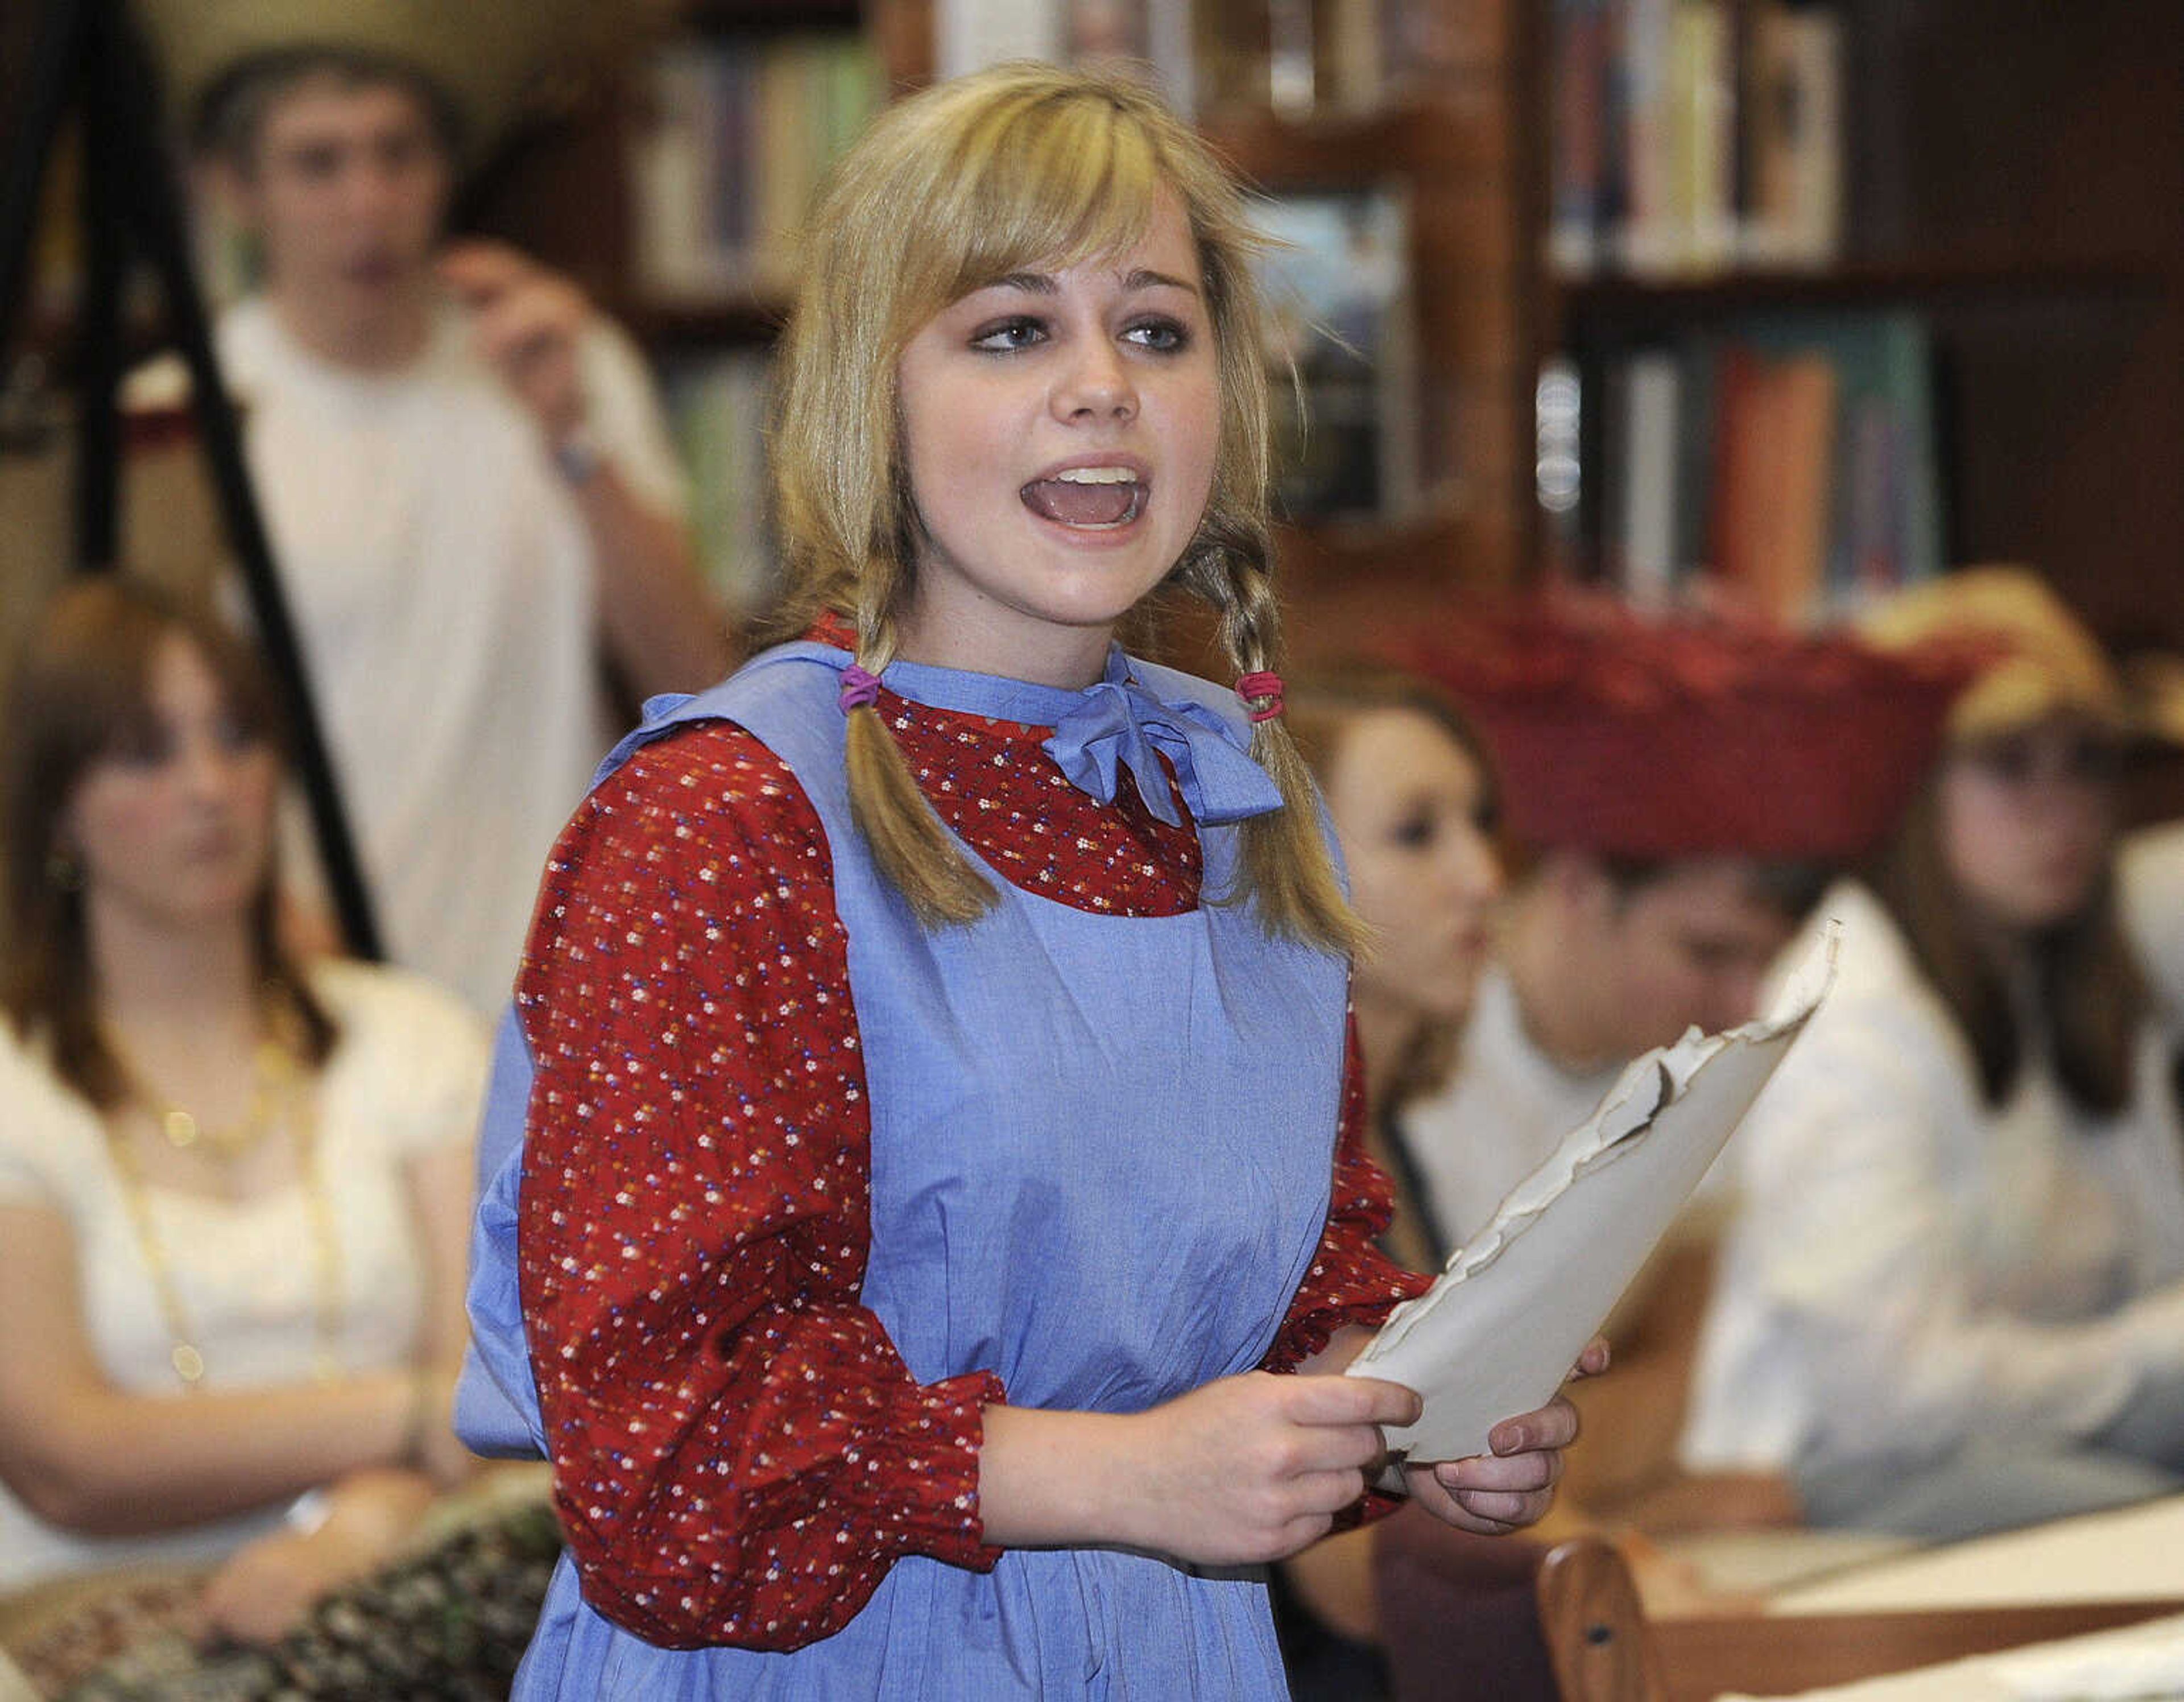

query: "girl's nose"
left=1052, top=336, right=1138, bottom=424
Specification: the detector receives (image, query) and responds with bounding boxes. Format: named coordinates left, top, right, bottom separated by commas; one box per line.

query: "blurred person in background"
left=1401, top=596, right=1961, bottom=1529
left=1684, top=567, right=2184, bottom=1540
left=1264, top=621, right=1960, bottom=1695
left=1272, top=663, right=1518, bottom=1700
left=134, top=4, right=733, bottom=1013
left=1288, top=664, right=1507, bottom=1268
left=0, top=578, right=489, bottom=1690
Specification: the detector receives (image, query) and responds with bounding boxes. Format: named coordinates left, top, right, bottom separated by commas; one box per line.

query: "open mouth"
left=1020, top=466, right=1147, bottom=530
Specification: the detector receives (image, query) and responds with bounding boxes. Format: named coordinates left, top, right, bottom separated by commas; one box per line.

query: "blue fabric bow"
left=1044, top=678, right=1283, bottom=828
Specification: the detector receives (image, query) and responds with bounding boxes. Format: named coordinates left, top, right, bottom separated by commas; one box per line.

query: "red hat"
left=1403, top=590, right=1972, bottom=862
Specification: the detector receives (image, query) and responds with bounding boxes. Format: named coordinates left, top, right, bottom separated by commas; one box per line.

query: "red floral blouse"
left=514, top=672, right=1431, bottom=1650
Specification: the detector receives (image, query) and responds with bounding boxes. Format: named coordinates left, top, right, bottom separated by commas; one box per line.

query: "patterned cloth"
left=16, top=1501, right=561, bottom=1702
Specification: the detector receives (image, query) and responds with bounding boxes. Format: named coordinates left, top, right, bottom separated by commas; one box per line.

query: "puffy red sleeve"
left=515, top=722, right=1006, bottom=1653
left=1261, top=1015, right=1434, bottom=1375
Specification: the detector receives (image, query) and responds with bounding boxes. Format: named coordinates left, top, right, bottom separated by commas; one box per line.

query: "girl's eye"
left=215, top=713, right=265, bottom=754
left=1124, top=317, right=1190, bottom=353
left=1389, top=811, right=1437, bottom=850
left=107, top=727, right=175, bottom=769
left=970, top=317, right=1047, bottom=352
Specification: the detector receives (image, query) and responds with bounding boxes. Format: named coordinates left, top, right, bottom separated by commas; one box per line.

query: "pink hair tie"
left=1236, top=670, right=1285, bottom=723
left=839, top=663, right=883, bottom=713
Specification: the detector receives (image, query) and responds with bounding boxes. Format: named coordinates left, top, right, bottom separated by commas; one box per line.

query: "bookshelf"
left=855, top=0, right=1542, bottom=663
left=481, top=0, right=1544, bottom=658
left=1526, top=0, right=2184, bottom=669
left=459, top=2, right=880, bottom=617
left=419, top=1, right=2184, bottom=683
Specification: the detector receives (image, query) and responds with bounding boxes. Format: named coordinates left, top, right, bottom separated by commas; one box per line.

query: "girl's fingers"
left=1287, top=1372, right=1422, bottom=1430
left=1487, top=1393, right=1579, bottom=1456
left=1293, top=1466, right=1374, bottom=1515
left=1451, top=1486, right=1549, bottom=1527
left=1436, top=1445, right=1561, bottom=1497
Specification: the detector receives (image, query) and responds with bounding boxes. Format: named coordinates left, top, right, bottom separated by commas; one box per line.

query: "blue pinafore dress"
left=460, top=639, right=1352, bottom=1698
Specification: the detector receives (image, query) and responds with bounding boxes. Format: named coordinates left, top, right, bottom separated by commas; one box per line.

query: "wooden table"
left=1537, top=1499, right=2184, bottom=1702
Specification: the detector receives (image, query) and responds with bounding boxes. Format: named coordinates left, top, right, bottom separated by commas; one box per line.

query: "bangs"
left=920, top=94, right=1172, bottom=309
left=28, top=585, right=278, bottom=782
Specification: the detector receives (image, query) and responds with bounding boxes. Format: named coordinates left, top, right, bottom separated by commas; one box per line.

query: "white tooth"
left=1052, top=466, right=1139, bottom=484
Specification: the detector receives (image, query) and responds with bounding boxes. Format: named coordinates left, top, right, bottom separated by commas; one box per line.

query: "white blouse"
left=0, top=961, right=487, bottom=1591
left=1682, top=881, right=2184, bottom=1477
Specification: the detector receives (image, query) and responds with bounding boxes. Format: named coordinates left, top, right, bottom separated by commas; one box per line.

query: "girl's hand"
left=1407, top=1391, right=1580, bottom=1535
left=1115, top=1371, right=1421, bottom=1566
left=196, top=1468, right=436, bottom=1643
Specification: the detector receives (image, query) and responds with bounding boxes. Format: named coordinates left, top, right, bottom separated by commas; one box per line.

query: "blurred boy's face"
left=231, top=75, right=450, bottom=327
left=1568, top=856, right=1797, bottom=1057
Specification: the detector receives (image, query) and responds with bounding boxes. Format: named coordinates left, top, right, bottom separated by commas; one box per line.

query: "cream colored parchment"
left=1347, top=927, right=1838, bottom=1463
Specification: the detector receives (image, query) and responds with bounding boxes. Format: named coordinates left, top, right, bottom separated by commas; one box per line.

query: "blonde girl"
left=462, top=63, right=1582, bottom=1697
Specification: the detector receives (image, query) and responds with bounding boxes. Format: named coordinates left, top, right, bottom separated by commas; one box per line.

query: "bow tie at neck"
left=1043, top=670, right=1284, bottom=830
left=834, top=647, right=1284, bottom=829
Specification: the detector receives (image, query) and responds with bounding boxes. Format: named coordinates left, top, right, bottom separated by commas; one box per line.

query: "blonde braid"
left=1178, top=527, right=1367, bottom=956
left=840, top=573, right=998, bottom=928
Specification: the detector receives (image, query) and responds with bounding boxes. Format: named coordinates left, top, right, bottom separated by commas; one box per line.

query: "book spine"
left=1550, top=0, right=1611, bottom=276
left=1619, top=350, right=1683, bottom=605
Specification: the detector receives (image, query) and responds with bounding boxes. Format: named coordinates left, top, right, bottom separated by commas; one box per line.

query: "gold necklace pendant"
left=104, top=1051, right=346, bottom=1394
left=144, top=1038, right=293, bottom=1166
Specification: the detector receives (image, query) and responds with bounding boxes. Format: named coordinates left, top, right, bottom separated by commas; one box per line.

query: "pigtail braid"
left=1181, top=526, right=1367, bottom=956
left=841, top=575, right=998, bottom=928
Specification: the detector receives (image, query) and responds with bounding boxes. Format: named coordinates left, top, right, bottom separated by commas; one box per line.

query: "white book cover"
left=1619, top=349, right=1682, bottom=605
left=938, top=0, right=1064, bottom=79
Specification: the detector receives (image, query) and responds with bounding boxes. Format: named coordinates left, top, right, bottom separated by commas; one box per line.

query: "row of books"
left=1569, top=311, right=1944, bottom=622
left=932, top=0, right=1471, bottom=121
left=628, top=32, right=882, bottom=305
left=1188, top=0, right=1479, bottom=117
left=1550, top=0, right=1843, bottom=278
left=659, top=348, right=779, bottom=617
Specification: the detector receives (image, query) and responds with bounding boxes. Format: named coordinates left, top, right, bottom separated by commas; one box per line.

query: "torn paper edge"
left=1355, top=923, right=1839, bottom=1368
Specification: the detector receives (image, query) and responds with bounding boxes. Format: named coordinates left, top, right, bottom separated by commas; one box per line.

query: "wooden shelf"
left=622, top=297, right=791, bottom=348
left=1529, top=0, right=2184, bottom=654
left=1555, top=255, right=2182, bottom=329
left=682, top=0, right=859, bottom=28
left=1198, top=90, right=1508, bottom=191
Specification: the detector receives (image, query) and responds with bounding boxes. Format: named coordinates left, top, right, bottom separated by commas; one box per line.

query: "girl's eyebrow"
left=981, top=268, right=1202, bottom=298
left=1124, top=268, right=1200, bottom=297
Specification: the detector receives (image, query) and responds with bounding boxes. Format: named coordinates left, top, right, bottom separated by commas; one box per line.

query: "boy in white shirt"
left=176, top=31, right=733, bottom=1012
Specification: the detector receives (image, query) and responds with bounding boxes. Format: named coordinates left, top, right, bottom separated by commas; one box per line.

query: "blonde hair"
left=766, top=61, right=1360, bottom=952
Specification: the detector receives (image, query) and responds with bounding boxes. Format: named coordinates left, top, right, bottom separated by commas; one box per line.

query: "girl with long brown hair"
left=1685, top=568, right=2184, bottom=1539
left=0, top=578, right=485, bottom=1645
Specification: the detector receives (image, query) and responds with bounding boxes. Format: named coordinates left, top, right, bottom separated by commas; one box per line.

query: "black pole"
left=94, top=0, right=384, bottom=960
left=72, top=0, right=124, bottom=567
left=0, top=0, right=89, bottom=342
